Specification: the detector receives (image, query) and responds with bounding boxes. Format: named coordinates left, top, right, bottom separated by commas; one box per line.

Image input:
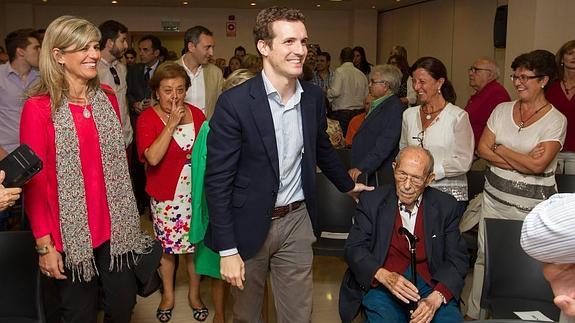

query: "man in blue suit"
left=339, top=147, right=468, bottom=323
left=204, top=6, right=372, bottom=323
left=348, top=64, right=405, bottom=186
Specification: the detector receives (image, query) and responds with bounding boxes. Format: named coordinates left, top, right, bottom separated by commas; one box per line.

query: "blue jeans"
left=362, top=268, right=462, bottom=323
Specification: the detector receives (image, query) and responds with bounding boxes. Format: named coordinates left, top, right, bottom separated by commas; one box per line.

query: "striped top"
left=484, top=101, right=566, bottom=212
left=521, top=193, right=575, bottom=263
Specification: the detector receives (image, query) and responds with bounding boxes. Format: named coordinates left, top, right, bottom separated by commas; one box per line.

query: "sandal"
left=156, top=307, right=173, bottom=323
left=192, top=307, right=209, bottom=322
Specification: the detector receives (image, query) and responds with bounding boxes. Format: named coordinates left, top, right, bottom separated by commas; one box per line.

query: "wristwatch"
left=35, top=243, right=53, bottom=255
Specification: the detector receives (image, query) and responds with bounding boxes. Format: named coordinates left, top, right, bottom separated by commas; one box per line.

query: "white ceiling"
left=3, top=0, right=427, bottom=11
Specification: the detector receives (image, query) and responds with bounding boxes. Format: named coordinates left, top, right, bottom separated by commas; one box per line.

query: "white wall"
left=1, top=3, right=379, bottom=68
left=503, top=0, right=575, bottom=95
left=377, top=0, right=500, bottom=106
left=351, top=9, right=378, bottom=66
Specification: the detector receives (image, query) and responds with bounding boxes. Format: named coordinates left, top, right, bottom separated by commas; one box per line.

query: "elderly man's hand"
left=410, top=291, right=443, bottom=323
left=348, top=168, right=362, bottom=182
left=544, top=263, right=575, bottom=317
left=374, top=267, right=420, bottom=304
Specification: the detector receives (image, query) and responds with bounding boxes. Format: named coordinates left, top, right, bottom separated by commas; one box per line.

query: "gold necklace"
left=518, top=101, right=548, bottom=133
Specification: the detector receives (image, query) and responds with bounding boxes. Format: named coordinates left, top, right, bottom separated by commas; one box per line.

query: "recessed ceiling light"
left=42, top=0, right=47, bottom=2
left=250, top=2, right=256, bottom=5
left=316, top=4, right=321, bottom=7
left=111, top=0, right=117, bottom=3
left=372, top=5, right=376, bottom=8
left=182, top=1, right=188, bottom=4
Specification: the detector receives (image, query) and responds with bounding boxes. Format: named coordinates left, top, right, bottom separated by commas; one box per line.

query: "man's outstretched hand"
left=346, top=183, right=374, bottom=202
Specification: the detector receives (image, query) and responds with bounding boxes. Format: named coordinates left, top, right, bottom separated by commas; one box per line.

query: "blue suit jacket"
left=338, top=185, right=468, bottom=322
left=204, top=73, right=355, bottom=260
left=126, top=63, right=152, bottom=110
left=351, top=94, right=403, bottom=181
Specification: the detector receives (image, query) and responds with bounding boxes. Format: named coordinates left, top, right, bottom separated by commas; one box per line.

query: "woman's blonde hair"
left=28, top=15, right=101, bottom=112
left=223, top=68, right=256, bottom=91
left=556, top=40, right=575, bottom=81
left=240, top=54, right=262, bottom=73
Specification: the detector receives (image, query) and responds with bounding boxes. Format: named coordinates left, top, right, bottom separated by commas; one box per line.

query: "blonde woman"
left=20, top=16, right=153, bottom=322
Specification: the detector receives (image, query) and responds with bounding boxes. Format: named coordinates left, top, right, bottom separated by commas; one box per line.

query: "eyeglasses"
left=412, top=130, right=424, bottom=148
left=369, top=79, right=387, bottom=86
left=109, top=67, right=121, bottom=85
left=510, top=74, right=543, bottom=83
left=394, top=170, right=426, bottom=187
left=468, top=66, right=492, bottom=73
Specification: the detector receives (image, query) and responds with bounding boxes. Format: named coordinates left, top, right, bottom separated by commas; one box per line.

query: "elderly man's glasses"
left=412, top=130, right=424, bottom=148
left=369, top=79, right=387, bottom=85
left=510, top=74, right=543, bottom=83
left=468, top=66, right=491, bottom=74
left=395, top=170, right=426, bottom=187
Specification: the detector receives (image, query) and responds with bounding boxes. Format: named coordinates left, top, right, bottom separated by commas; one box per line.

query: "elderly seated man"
left=339, top=146, right=468, bottom=323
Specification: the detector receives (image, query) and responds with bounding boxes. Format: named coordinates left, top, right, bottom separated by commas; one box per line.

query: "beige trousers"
left=232, top=204, right=316, bottom=323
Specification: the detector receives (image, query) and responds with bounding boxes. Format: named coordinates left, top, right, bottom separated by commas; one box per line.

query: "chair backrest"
left=556, top=174, right=575, bottom=193
left=467, top=170, right=486, bottom=200
left=481, top=218, right=555, bottom=310
left=0, top=231, right=44, bottom=322
left=315, top=172, right=357, bottom=234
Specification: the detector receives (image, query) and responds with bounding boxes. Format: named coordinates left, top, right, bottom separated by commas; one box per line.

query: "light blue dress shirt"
left=261, top=71, right=305, bottom=207
left=0, top=63, right=39, bottom=153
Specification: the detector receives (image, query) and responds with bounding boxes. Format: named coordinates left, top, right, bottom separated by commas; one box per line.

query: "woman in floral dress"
left=136, top=62, right=207, bottom=322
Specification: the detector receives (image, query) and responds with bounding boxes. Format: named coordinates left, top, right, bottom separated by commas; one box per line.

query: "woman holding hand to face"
left=136, top=62, right=207, bottom=322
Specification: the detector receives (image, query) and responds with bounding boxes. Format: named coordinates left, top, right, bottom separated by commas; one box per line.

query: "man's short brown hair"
left=253, top=7, right=305, bottom=49
left=5, top=28, right=39, bottom=62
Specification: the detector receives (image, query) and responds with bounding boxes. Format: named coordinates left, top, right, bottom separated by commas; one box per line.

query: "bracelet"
left=434, top=290, right=447, bottom=304
left=35, top=242, right=54, bottom=255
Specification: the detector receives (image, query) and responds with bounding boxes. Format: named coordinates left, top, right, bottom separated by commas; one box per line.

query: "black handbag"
left=134, top=239, right=163, bottom=297
left=0, top=144, right=43, bottom=187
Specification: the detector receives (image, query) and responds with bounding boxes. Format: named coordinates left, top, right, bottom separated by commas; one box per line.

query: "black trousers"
left=53, top=241, right=138, bottom=323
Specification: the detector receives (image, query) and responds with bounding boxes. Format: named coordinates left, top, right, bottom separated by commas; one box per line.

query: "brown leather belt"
left=271, top=201, right=303, bottom=220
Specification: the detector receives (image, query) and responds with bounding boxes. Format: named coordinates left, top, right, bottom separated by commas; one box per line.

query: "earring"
left=437, top=88, right=441, bottom=94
